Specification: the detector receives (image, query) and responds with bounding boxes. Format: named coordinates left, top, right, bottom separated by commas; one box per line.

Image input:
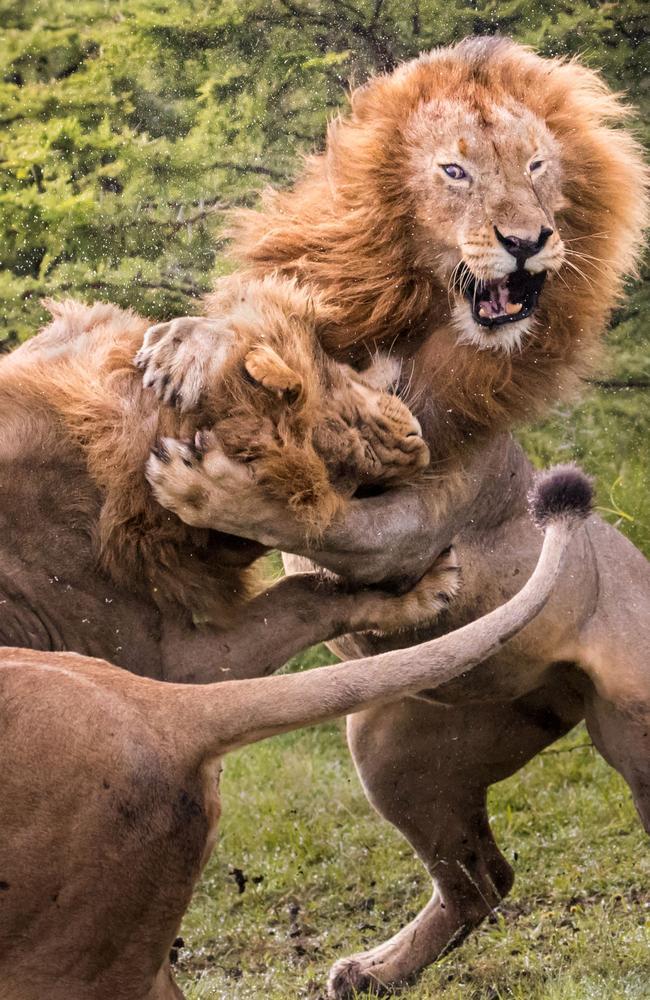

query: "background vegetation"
left=1, top=2, right=648, bottom=997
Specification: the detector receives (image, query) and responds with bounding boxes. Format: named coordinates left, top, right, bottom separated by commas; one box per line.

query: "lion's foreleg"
left=160, top=559, right=459, bottom=685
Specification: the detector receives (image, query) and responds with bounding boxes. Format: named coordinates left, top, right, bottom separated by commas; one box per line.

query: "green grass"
left=520, top=386, right=650, bottom=554
left=175, top=721, right=649, bottom=1000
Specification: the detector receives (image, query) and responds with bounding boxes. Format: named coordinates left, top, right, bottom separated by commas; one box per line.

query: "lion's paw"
left=135, top=316, right=233, bottom=411
left=146, top=436, right=210, bottom=526
left=146, top=433, right=265, bottom=536
left=327, top=956, right=390, bottom=998
left=374, top=546, right=461, bottom=635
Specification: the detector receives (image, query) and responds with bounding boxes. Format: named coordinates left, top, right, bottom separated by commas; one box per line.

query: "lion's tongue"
left=477, top=279, right=523, bottom=320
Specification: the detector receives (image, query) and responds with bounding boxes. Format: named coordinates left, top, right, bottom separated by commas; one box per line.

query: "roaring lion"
left=0, top=275, right=445, bottom=692
left=135, top=37, right=650, bottom=995
left=0, top=469, right=592, bottom=1000
left=143, top=37, right=646, bottom=469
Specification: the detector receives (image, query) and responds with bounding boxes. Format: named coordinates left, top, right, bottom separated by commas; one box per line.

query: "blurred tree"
left=1, top=0, right=647, bottom=345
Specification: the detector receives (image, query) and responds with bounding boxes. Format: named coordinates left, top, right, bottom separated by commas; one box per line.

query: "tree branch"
left=411, top=0, right=421, bottom=37
left=586, top=377, right=650, bottom=390
left=371, top=0, right=386, bottom=25
left=207, top=160, right=289, bottom=181
left=169, top=203, right=231, bottom=233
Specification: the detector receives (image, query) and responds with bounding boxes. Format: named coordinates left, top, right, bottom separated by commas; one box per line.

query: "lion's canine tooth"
left=505, top=302, right=523, bottom=315
left=478, top=306, right=490, bottom=318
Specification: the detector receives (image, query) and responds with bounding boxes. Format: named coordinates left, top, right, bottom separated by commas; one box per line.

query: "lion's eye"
left=529, top=159, right=545, bottom=172
left=441, top=163, right=468, bottom=181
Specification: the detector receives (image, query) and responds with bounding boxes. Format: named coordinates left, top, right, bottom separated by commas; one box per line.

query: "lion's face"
left=406, top=97, right=567, bottom=352
left=198, top=276, right=429, bottom=527
left=236, top=37, right=645, bottom=379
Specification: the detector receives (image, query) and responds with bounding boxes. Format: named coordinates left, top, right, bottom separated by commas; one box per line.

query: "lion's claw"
left=135, top=316, right=234, bottom=412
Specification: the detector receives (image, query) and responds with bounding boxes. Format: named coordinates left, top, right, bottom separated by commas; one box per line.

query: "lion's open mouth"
left=460, top=265, right=547, bottom=328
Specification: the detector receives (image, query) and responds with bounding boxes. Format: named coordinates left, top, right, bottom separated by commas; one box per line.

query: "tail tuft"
left=528, top=464, right=593, bottom=530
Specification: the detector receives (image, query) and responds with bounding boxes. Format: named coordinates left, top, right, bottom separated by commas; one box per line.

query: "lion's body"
left=312, top=439, right=650, bottom=995
left=0, top=469, right=587, bottom=999
left=268, top=41, right=650, bottom=995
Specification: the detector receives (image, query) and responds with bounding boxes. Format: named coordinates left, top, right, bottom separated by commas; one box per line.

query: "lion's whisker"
left=447, top=260, right=464, bottom=311
left=400, top=360, right=417, bottom=404
left=564, top=248, right=606, bottom=263
left=563, top=250, right=611, bottom=279
left=553, top=269, right=572, bottom=293
left=562, top=231, right=611, bottom=243
left=562, top=258, right=595, bottom=289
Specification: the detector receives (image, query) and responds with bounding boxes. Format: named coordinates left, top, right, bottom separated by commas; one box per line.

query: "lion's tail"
left=182, top=465, right=592, bottom=756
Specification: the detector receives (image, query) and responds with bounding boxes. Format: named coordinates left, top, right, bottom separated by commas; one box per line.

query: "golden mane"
left=231, top=37, right=648, bottom=461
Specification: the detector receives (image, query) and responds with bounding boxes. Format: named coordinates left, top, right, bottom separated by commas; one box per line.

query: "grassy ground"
left=176, top=722, right=649, bottom=999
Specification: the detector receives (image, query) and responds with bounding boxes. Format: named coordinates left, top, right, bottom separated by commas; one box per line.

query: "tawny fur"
left=0, top=278, right=426, bottom=626
left=170, top=274, right=428, bottom=531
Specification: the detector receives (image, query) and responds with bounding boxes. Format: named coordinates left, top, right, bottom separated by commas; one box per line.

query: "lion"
left=0, top=276, right=446, bottom=694
left=0, top=469, right=592, bottom=1000
left=140, top=39, right=646, bottom=468
left=137, top=272, right=430, bottom=539
left=133, top=36, right=650, bottom=995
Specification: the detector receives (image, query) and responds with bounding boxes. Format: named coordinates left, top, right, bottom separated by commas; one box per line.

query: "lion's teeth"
left=478, top=306, right=490, bottom=318
left=505, top=302, right=523, bottom=315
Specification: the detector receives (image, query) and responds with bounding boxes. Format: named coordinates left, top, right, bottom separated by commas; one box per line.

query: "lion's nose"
left=494, top=225, right=554, bottom=261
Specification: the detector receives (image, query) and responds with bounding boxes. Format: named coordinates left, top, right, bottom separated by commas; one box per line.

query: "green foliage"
left=1, top=0, right=648, bottom=343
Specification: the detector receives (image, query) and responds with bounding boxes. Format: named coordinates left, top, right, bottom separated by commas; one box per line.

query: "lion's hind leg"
left=585, top=692, right=650, bottom=834
left=582, top=620, right=650, bottom=834
left=328, top=689, right=579, bottom=998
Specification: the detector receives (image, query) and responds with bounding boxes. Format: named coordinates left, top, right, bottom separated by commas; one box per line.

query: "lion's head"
left=12, top=288, right=428, bottom=622
left=232, top=37, right=647, bottom=442
left=404, top=81, right=567, bottom=352
left=197, top=274, right=429, bottom=529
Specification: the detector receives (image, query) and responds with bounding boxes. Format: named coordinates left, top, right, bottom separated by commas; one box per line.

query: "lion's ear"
left=244, top=345, right=303, bottom=400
